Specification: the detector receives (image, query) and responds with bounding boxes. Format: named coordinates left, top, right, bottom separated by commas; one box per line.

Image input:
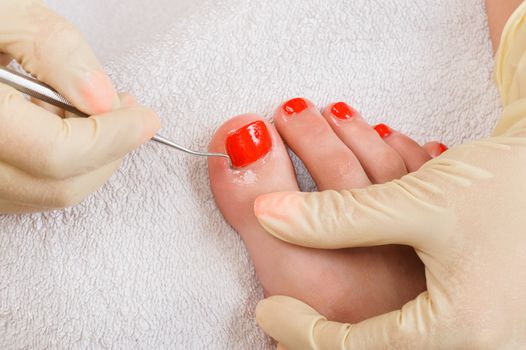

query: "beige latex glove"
left=254, top=3, right=526, bottom=349
left=0, top=0, right=160, bottom=213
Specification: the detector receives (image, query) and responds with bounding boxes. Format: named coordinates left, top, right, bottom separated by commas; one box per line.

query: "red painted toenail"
left=374, top=123, right=392, bottom=138
left=283, top=98, right=308, bottom=115
left=331, top=102, right=357, bottom=120
left=438, top=143, right=448, bottom=155
left=225, top=121, right=272, bottom=168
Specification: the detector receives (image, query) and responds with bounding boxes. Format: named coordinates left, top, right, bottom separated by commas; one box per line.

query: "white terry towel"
left=0, top=0, right=501, bottom=349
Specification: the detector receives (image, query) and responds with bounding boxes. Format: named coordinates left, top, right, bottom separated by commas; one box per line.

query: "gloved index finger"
left=254, top=175, right=450, bottom=252
left=0, top=0, right=119, bottom=115
left=0, top=85, right=160, bottom=180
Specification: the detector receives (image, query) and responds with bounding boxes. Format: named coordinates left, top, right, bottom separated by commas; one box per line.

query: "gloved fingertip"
left=77, top=69, right=120, bottom=114
left=255, top=299, right=272, bottom=329
left=254, top=197, right=274, bottom=234
left=254, top=192, right=298, bottom=218
left=135, top=107, right=162, bottom=144
left=254, top=193, right=307, bottom=245
left=255, top=296, right=305, bottom=327
left=253, top=195, right=268, bottom=218
left=118, top=93, right=139, bottom=108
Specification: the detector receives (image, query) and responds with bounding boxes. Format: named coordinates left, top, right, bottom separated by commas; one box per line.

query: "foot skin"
left=208, top=99, right=447, bottom=323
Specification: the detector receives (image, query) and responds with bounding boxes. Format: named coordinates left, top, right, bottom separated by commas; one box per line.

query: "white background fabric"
left=0, top=0, right=500, bottom=349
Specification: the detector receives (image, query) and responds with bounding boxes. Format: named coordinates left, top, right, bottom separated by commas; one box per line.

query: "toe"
left=208, top=114, right=298, bottom=231
left=209, top=115, right=343, bottom=303
left=424, top=141, right=449, bottom=158
left=322, top=102, right=407, bottom=183
left=274, top=98, right=370, bottom=190
left=377, top=129, right=432, bottom=172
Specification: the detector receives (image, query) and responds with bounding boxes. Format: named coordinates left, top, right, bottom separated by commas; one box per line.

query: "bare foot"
left=208, top=98, right=447, bottom=322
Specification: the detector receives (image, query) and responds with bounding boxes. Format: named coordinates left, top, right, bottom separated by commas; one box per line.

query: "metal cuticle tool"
left=0, top=66, right=232, bottom=166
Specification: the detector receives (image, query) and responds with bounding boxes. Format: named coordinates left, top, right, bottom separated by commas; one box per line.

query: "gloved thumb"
left=0, top=0, right=119, bottom=115
left=256, top=295, right=432, bottom=350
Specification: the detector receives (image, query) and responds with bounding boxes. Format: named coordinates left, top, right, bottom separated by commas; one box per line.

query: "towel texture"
left=0, top=0, right=500, bottom=349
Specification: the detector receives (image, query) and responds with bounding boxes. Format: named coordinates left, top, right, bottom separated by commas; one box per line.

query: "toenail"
left=438, top=143, right=448, bottom=155
left=225, top=120, right=272, bottom=168
left=331, top=102, right=357, bottom=120
left=374, top=123, right=392, bottom=138
left=283, top=98, right=309, bottom=115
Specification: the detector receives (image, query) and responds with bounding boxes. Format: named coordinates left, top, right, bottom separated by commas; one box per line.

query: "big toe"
left=208, top=114, right=304, bottom=293
left=208, top=113, right=298, bottom=238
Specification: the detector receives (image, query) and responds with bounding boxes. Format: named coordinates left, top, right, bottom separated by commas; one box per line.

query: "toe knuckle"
left=329, top=161, right=354, bottom=180
left=377, top=151, right=406, bottom=175
left=319, top=155, right=363, bottom=187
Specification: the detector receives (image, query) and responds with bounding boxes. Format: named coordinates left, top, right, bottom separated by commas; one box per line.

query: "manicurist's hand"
left=0, top=0, right=160, bottom=213
left=253, top=3, right=526, bottom=349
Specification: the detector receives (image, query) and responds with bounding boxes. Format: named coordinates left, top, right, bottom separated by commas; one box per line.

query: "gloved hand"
left=0, top=0, right=160, bottom=213
left=253, top=3, right=526, bottom=349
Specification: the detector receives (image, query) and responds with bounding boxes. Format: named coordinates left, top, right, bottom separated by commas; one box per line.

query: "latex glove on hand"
left=0, top=0, right=160, bottom=213
left=254, top=3, right=526, bottom=349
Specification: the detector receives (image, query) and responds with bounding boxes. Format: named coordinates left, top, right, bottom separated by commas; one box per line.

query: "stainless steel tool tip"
left=0, top=66, right=232, bottom=165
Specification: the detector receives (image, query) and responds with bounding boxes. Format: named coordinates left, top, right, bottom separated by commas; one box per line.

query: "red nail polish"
left=438, top=143, right=448, bottom=155
left=283, top=98, right=308, bottom=115
left=226, top=121, right=272, bottom=168
left=331, top=102, right=357, bottom=120
left=374, top=123, right=391, bottom=138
